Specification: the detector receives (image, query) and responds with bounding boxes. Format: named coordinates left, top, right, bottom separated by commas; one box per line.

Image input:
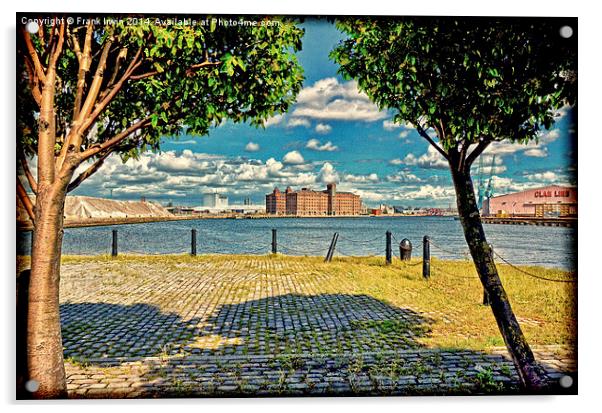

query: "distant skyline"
left=64, top=18, right=576, bottom=208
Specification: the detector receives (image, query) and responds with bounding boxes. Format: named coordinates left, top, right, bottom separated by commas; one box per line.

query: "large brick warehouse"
left=266, top=183, right=362, bottom=216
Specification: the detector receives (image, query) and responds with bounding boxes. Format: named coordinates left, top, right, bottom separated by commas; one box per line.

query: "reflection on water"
left=16, top=216, right=575, bottom=270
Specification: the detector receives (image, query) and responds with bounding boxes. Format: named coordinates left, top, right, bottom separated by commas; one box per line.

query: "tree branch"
left=95, top=45, right=142, bottom=106
left=74, top=34, right=113, bottom=125
left=18, top=150, right=38, bottom=194
left=16, top=178, right=35, bottom=223
left=36, top=22, right=65, bottom=186
left=414, top=122, right=449, bottom=161
left=21, top=55, right=42, bottom=107
left=72, top=22, right=94, bottom=120
left=58, top=32, right=114, bottom=171
left=48, top=22, right=65, bottom=69
left=21, top=28, right=46, bottom=83
left=465, top=139, right=492, bottom=168
left=79, top=116, right=152, bottom=162
left=129, top=60, right=220, bottom=81
left=67, top=149, right=113, bottom=193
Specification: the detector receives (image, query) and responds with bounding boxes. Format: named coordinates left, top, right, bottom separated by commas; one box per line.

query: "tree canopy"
left=330, top=17, right=576, bottom=171
left=17, top=16, right=305, bottom=194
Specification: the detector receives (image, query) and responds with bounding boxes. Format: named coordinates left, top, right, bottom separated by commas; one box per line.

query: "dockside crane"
left=485, top=154, right=496, bottom=201
left=477, top=157, right=486, bottom=210
left=476, top=154, right=496, bottom=211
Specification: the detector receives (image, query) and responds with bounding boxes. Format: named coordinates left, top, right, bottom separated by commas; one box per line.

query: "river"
left=16, top=216, right=576, bottom=270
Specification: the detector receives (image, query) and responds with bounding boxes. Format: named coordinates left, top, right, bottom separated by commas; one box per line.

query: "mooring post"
left=112, top=229, right=118, bottom=257
left=422, top=235, right=430, bottom=279
left=191, top=229, right=197, bottom=256
left=399, top=238, right=412, bottom=261
left=271, top=229, right=277, bottom=254
left=325, top=232, right=339, bottom=262
left=386, top=231, right=392, bottom=265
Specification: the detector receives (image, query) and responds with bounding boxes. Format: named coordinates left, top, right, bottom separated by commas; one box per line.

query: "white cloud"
left=525, top=171, right=559, bottom=182
left=402, top=146, right=449, bottom=169
left=66, top=150, right=329, bottom=200
left=171, top=139, right=197, bottom=145
left=350, top=188, right=386, bottom=202
left=147, top=149, right=219, bottom=173
left=470, top=154, right=507, bottom=175
left=306, top=138, right=339, bottom=152
left=315, top=123, right=332, bottom=134
left=291, top=77, right=387, bottom=122
left=488, top=175, right=571, bottom=195
left=383, top=120, right=401, bottom=131
left=386, top=172, right=423, bottom=183
left=287, top=117, right=311, bottom=128
left=389, top=158, right=404, bottom=166
left=282, top=150, right=305, bottom=165
left=523, top=148, right=548, bottom=158
left=403, top=185, right=455, bottom=200
left=486, top=128, right=561, bottom=159
left=317, top=162, right=339, bottom=184
left=399, top=131, right=410, bottom=140
left=244, top=142, right=260, bottom=152
left=342, top=173, right=379, bottom=184
left=263, top=114, right=284, bottom=127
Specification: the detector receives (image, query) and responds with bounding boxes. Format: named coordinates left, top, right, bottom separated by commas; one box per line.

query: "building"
left=484, top=185, right=577, bottom=217
left=266, top=187, right=286, bottom=215
left=266, top=183, right=361, bottom=215
left=202, top=192, right=228, bottom=208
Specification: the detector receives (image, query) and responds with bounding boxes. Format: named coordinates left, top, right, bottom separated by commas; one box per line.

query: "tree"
left=17, top=15, right=304, bottom=398
left=330, top=17, right=576, bottom=390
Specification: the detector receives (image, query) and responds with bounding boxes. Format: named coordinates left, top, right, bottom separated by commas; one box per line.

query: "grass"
left=17, top=253, right=576, bottom=352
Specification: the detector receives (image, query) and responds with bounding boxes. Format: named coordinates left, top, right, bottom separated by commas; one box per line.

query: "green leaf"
left=153, top=62, right=164, bottom=73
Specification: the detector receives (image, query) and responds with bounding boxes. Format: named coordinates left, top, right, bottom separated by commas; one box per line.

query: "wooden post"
left=422, top=235, right=430, bottom=279
left=385, top=231, right=392, bottom=265
left=111, top=229, right=118, bottom=257
left=271, top=229, right=277, bottom=254
left=324, top=232, right=339, bottom=262
left=191, top=229, right=197, bottom=256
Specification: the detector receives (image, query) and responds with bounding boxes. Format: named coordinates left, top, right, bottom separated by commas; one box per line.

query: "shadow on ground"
left=58, top=294, right=575, bottom=397
left=60, top=294, right=431, bottom=360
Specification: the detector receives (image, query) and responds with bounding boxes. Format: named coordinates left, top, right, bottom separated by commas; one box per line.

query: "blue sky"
left=72, top=18, right=576, bottom=207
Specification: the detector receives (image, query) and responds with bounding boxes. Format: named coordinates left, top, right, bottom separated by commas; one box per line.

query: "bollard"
left=324, top=232, right=339, bottom=262
left=111, top=229, right=118, bottom=257
left=422, top=235, right=430, bottom=279
left=385, top=231, right=392, bottom=265
left=191, top=229, right=197, bottom=256
left=399, top=238, right=412, bottom=261
left=271, top=229, right=277, bottom=254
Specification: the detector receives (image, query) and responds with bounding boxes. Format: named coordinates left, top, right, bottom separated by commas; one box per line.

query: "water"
left=16, top=216, right=576, bottom=270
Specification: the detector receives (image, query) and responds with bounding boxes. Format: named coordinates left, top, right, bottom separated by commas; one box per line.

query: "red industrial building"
left=266, top=183, right=362, bottom=216
left=484, top=185, right=577, bottom=217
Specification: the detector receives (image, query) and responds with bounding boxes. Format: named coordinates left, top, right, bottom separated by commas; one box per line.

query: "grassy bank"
left=18, top=253, right=576, bottom=352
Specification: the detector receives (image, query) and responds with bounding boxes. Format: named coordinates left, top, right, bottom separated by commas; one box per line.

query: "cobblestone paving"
left=58, top=257, right=576, bottom=398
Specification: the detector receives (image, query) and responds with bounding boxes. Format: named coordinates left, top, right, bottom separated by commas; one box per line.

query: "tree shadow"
left=60, top=303, right=203, bottom=360
left=58, top=294, right=576, bottom=397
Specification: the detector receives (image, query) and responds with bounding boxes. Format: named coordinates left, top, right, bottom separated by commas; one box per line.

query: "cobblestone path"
left=57, top=257, right=576, bottom=398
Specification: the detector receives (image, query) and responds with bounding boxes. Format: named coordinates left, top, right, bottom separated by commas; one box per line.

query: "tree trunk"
left=26, top=183, right=69, bottom=398
left=450, top=166, right=546, bottom=391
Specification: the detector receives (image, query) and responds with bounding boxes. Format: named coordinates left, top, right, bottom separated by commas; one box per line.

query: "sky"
left=69, top=18, right=577, bottom=208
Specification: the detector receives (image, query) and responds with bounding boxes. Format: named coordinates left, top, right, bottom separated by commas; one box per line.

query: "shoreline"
left=16, top=253, right=576, bottom=272
left=16, top=213, right=456, bottom=232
